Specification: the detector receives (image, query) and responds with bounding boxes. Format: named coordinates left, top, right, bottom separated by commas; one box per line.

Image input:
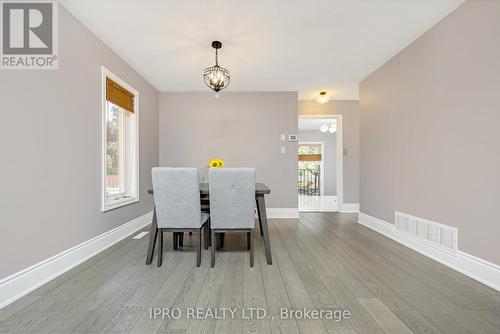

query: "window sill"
left=102, top=197, right=139, bottom=212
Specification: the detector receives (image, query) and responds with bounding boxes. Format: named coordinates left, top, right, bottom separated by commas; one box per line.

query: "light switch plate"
left=280, top=134, right=286, bottom=141
left=280, top=146, right=286, bottom=154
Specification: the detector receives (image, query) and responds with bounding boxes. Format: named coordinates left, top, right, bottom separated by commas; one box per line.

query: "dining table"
left=145, top=182, right=273, bottom=265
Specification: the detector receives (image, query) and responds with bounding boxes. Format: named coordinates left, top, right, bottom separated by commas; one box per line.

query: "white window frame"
left=101, top=66, right=140, bottom=212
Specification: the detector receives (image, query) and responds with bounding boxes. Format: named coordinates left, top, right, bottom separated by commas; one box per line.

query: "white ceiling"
left=299, top=118, right=336, bottom=131
left=59, top=0, right=464, bottom=100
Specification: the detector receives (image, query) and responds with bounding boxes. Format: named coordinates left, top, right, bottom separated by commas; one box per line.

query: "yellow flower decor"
left=209, top=158, right=224, bottom=168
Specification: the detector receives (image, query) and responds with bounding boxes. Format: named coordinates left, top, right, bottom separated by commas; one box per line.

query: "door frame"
left=298, top=141, right=325, bottom=196
left=298, top=114, right=343, bottom=211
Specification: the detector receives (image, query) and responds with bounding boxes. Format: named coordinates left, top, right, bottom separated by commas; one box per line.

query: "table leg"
left=256, top=195, right=272, bottom=265
left=173, top=232, right=179, bottom=250
left=256, top=200, right=264, bottom=236
left=145, top=207, right=158, bottom=265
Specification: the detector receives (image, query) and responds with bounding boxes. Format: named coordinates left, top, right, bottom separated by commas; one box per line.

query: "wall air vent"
left=394, top=211, right=458, bottom=256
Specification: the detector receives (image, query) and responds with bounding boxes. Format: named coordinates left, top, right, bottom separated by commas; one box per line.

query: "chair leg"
left=204, top=223, right=209, bottom=250
left=157, top=229, right=163, bottom=267
left=211, top=230, right=216, bottom=268
left=249, top=230, right=254, bottom=268
left=173, top=232, right=178, bottom=250
left=247, top=231, right=251, bottom=250
left=197, top=229, right=202, bottom=267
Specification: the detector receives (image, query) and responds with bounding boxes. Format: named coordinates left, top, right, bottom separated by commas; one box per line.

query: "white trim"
left=132, top=231, right=149, bottom=240
left=298, top=141, right=325, bottom=196
left=0, top=212, right=153, bottom=309
left=358, top=212, right=500, bottom=292
left=266, top=208, right=300, bottom=219
left=102, top=197, right=140, bottom=212
left=101, top=66, right=140, bottom=212
left=299, top=195, right=338, bottom=212
left=298, top=114, right=343, bottom=211
left=340, top=203, right=359, bottom=213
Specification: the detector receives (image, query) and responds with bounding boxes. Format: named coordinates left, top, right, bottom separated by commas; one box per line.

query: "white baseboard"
left=340, top=203, right=360, bottom=213
left=0, top=211, right=153, bottom=309
left=266, top=208, right=299, bottom=218
left=358, top=212, right=500, bottom=292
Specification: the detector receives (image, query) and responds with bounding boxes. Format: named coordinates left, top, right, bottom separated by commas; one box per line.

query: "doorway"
left=298, top=115, right=343, bottom=212
left=298, top=142, right=324, bottom=196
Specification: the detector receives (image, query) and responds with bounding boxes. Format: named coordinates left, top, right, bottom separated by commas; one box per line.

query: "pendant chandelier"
left=203, top=41, right=230, bottom=98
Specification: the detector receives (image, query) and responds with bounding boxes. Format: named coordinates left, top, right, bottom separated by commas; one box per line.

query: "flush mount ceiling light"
left=320, top=124, right=329, bottom=132
left=320, top=120, right=337, bottom=133
left=203, top=41, right=230, bottom=98
left=316, top=91, right=330, bottom=104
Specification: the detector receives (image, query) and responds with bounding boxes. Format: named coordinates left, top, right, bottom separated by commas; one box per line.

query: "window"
left=101, top=67, right=139, bottom=211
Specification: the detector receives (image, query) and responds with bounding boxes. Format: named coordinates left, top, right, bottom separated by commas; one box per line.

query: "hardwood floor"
left=1, top=213, right=499, bottom=333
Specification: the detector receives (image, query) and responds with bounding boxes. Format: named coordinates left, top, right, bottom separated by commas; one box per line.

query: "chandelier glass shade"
left=203, top=41, right=230, bottom=95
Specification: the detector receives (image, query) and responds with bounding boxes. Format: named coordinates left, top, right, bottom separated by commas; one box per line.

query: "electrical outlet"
left=280, top=146, right=286, bottom=154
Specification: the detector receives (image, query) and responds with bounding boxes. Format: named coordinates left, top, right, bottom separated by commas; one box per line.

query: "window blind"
left=106, top=77, right=135, bottom=113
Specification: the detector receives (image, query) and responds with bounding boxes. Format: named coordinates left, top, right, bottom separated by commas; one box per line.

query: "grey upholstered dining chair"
left=209, top=168, right=256, bottom=267
left=151, top=167, right=209, bottom=267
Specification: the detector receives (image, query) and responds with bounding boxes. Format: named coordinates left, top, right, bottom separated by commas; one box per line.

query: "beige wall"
left=298, top=100, right=359, bottom=203
left=159, top=92, right=298, bottom=208
left=0, top=6, right=159, bottom=278
left=359, top=0, right=500, bottom=265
